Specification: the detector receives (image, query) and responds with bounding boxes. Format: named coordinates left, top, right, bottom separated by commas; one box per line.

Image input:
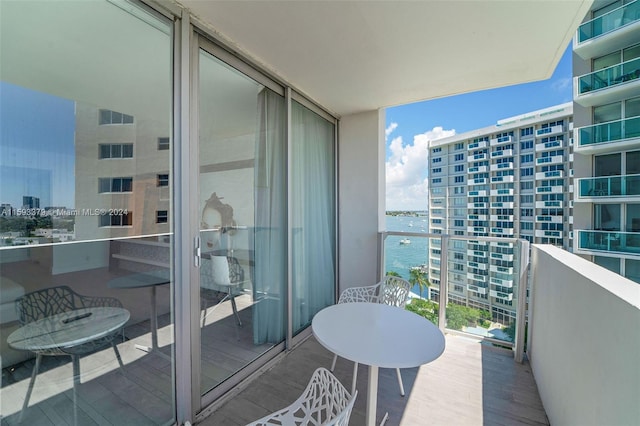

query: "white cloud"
left=386, top=126, right=455, bottom=211
left=385, top=122, right=398, bottom=139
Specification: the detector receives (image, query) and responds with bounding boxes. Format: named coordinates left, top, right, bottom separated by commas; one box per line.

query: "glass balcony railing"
left=577, top=116, right=640, bottom=147
left=577, top=0, right=640, bottom=43
left=577, top=174, right=640, bottom=198
left=577, top=57, right=640, bottom=95
left=577, top=230, right=640, bottom=255
left=381, top=227, right=528, bottom=350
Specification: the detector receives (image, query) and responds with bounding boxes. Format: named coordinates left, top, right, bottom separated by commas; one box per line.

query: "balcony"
left=491, top=175, right=514, bottom=183
left=576, top=230, right=640, bottom=256
left=467, top=140, right=488, bottom=149
left=575, top=57, right=640, bottom=107
left=536, top=215, right=563, bottom=223
left=535, top=229, right=562, bottom=238
left=468, top=178, right=487, bottom=185
left=467, top=272, right=488, bottom=282
left=490, top=202, right=514, bottom=209
left=535, top=155, right=563, bottom=165
left=491, top=214, right=514, bottom=221
left=491, top=252, right=514, bottom=261
left=467, top=202, right=488, bottom=209
left=490, top=264, right=514, bottom=274
left=490, top=289, right=514, bottom=301
left=576, top=174, right=640, bottom=200
left=536, top=170, right=563, bottom=180
left=489, top=135, right=513, bottom=146
left=535, top=139, right=564, bottom=152
left=467, top=261, right=488, bottom=270
left=536, top=200, right=563, bottom=208
left=575, top=0, right=640, bottom=59
left=535, top=125, right=563, bottom=138
left=491, top=227, right=514, bottom=235
left=467, top=226, right=488, bottom=234
left=467, top=214, right=488, bottom=220
left=468, top=190, right=487, bottom=196
left=467, top=165, right=488, bottom=173
left=490, top=162, right=514, bottom=171
left=491, top=149, right=513, bottom=158
left=468, top=153, right=487, bottom=162
left=536, top=185, right=563, bottom=194
left=491, top=188, right=513, bottom=196
left=574, top=116, right=640, bottom=153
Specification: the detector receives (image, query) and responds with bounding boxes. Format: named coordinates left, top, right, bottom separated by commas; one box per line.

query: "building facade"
left=427, top=103, right=575, bottom=324
left=572, top=0, right=640, bottom=283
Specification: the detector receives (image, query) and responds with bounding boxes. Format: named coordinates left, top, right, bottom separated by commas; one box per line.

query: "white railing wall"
left=528, top=245, right=640, bottom=426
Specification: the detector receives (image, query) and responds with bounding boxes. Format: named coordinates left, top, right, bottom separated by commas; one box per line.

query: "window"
left=454, top=176, right=464, bottom=183
left=432, top=157, right=442, bottom=163
left=521, top=127, right=533, bottom=137
left=454, top=220, right=464, bottom=227
left=454, top=230, right=464, bottom=236
left=432, top=147, right=442, bottom=153
left=520, top=181, right=533, bottom=190
left=521, top=140, right=533, bottom=150
left=521, top=208, right=533, bottom=217
left=157, top=174, right=169, bottom=187
left=454, top=153, right=464, bottom=161
left=432, top=167, right=442, bottom=174
left=98, top=177, right=133, bottom=193
left=454, top=143, right=464, bottom=150
left=454, top=186, right=465, bottom=194
left=99, top=109, right=134, bottom=125
left=432, top=178, right=442, bottom=184
left=520, top=168, right=533, bottom=177
left=99, top=212, right=132, bottom=227
left=158, top=137, right=170, bottom=150
left=454, top=164, right=464, bottom=172
left=156, top=210, right=168, bottom=224
left=520, top=222, right=533, bottom=230
left=520, top=195, right=534, bottom=204
left=99, top=143, right=133, bottom=159
left=520, top=154, right=533, bottom=164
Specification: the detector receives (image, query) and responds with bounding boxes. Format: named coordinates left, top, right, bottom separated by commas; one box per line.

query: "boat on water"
left=399, top=238, right=411, bottom=245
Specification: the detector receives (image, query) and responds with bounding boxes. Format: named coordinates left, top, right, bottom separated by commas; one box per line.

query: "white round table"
left=312, top=302, right=445, bottom=426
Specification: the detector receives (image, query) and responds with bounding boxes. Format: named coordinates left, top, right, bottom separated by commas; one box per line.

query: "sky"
left=385, top=43, right=574, bottom=211
left=0, top=82, right=76, bottom=208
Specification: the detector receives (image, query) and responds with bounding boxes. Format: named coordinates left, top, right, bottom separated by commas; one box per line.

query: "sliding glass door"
left=197, top=48, right=287, bottom=397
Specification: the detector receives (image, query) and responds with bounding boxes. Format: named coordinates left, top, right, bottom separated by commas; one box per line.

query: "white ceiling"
left=180, top=0, right=593, bottom=116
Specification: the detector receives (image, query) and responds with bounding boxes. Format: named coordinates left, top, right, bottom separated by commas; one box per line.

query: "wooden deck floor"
left=200, top=334, right=549, bottom=426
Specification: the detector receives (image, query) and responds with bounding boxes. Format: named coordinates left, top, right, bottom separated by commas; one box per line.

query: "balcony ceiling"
left=180, top=0, right=593, bottom=116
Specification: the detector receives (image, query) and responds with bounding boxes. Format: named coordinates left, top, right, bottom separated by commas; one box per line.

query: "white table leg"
left=366, top=365, right=379, bottom=426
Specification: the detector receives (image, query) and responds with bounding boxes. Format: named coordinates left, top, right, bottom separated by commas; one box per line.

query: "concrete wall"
left=529, top=244, right=640, bottom=426
left=338, top=109, right=385, bottom=291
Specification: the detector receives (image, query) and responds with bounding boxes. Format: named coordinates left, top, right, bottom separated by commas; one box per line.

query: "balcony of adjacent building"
left=490, top=149, right=514, bottom=159
left=574, top=116, right=640, bottom=153
left=489, top=135, right=514, bottom=146
left=490, top=161, right=514, bottom=171
left=535, top=138, right=565, bottom=152
left=574, top=57, right=640, bottom=107
left=467, top=140, right=488, bottom=149
left=468, top=177, right=488, bottom=185
left=467, top=165, right=488, bottom=173
left=468, top=153, right=488, bottom=162
left=535, top=169, right=564, bottom=180
left=575, top=174, right=640, bottom=201
left=535, top=155, right=564, bottom=166
left=491, top=175, right=515, bottom=183
left=576, top=229, right=640, bottom=256
left=574, top=0, right=640, bottom=60
left=535, top=125, right=564, bottom=138
left=536, top=184, right=564, bottom=194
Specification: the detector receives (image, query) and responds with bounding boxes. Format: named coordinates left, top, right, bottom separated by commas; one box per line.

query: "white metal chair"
left=330, top=275, right=411, bottom=396
left=246, top=367, right=357, bottom=426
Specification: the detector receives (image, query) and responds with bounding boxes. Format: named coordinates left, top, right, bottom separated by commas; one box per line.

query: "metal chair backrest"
left=378, top=276, right=411, bottom=308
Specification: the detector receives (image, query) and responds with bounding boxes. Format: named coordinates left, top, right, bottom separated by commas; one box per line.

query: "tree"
left=409, top=267, right=430, bottom=300
left=385, top=271, right=401, bottom=277
left=405, top=298, right=438, bottom=325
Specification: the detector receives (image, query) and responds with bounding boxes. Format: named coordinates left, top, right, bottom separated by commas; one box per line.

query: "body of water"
left=384, top=215, right=430, bottom=297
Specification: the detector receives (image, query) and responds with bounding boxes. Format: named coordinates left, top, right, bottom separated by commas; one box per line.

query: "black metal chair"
left=14, top=285, right=126, bottom=424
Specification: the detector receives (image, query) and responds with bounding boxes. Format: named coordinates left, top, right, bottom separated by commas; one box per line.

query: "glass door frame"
left=172, top=14, right=339, bottom=423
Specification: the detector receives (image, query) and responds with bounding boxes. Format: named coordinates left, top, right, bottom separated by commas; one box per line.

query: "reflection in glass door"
left=198, top=50, right=286, bottom=396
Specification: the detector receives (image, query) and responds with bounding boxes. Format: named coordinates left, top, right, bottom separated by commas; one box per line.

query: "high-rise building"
left=427, top=103, right=574, bottom=324
left=22, top=196, right=40, bottom=209
left=572, top=0, right=640, bottom=283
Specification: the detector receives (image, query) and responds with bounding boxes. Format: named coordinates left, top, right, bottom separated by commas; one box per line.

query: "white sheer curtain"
left=291, top=101, right=336, bottom=333
left=253, top=88, right=287, bottom=344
